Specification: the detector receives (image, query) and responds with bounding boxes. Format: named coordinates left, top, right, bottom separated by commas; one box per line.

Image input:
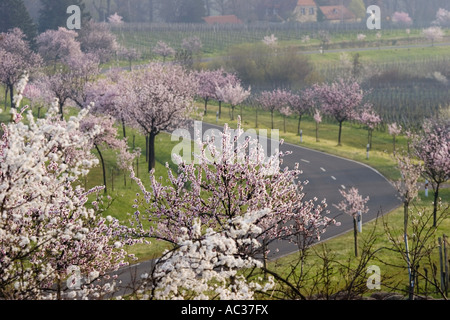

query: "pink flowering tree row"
left=247, top=79, right=377, bottom=147
left=194, top=68, right=239, bottom=117
left=0, top=28, right=42, bottom=110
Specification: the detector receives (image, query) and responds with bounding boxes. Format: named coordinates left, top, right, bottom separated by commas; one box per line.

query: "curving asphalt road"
left=109, top=121, right=402, bottom=297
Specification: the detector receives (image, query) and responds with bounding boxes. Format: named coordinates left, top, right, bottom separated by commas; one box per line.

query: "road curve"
left=197, top=122, right=402, bottom=258
left=110, top=121, right=402, bottom=296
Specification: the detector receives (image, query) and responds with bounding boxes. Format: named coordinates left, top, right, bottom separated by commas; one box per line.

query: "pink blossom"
left=392, top=12, right=413, bottom=26
left=152, top=41, right=175, bottom=61
left=215, top=81, right=251, bottom=120
left=108, top=12, right=124, bottom=25
left=122, top=63, right=198, bottom=171
left=422, top=26, right=444, bottom=46
left=0, top=28, right=42, bottom=109
left=312, top=78, right=365, bottom=145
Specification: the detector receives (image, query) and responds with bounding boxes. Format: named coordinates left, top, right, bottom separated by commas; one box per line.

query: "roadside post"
left=357, top=211, right=362, bottom=233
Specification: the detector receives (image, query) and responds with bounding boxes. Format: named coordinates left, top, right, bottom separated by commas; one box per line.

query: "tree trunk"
left=122, top=117, right=126, bottom=138
left=59, top=100, right=64, bottom=121
left=338, top=121, right=343, bottom=146
left=148, top=131, right=156, bottom=172
left=9, top=84, right=14, bottom=109
left=4, top=86, right=8, bottom=111
left=204, top=98, right=208, bottom=115
left=353, top=216, right=358, bottom=257
left=316, top=122, right=319, bottom=142
left=95, top=144, right=107, bottom=194
left=218, top=101, right=222, bottom=118
left=393, top=135, right=396, bottom=154
left=271, top=111, right=274, bottom=129
left=145, top=135, right=148, bottom=163
left=433, top=183, right=441, bottom=227
left=297, top=115, right=302, bottom=135
left=404, top=202, right=414, bottom=300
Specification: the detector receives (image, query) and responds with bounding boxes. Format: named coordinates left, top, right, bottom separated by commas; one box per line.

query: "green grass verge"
left=267, top=189, right=450, bottom=298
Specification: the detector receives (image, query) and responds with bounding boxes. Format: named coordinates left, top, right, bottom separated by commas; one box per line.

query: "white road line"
left=341, top=185, right=346, bottom=189
left=320, top=167, right=326, bottom=172
left=331, top=176, right=337, bottom=180
left=301, top=159, right=310, bottom=163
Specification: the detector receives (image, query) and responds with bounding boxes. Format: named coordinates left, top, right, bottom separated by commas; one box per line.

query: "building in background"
left=203, top=15, right=243, bottom=25
left=318, top=5, right=358, bottom=23
left=293, top=0, right=318, bottom=23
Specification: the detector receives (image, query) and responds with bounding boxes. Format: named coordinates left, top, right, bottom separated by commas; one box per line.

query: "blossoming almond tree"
left=422, top=26, right=444, bottom=46
left=152, top=41, right=175, bottom=62
left=129, top=119, right=339, bottom=299
left=388, top=122, right=402, bottom=154
left=411, top=119, right=450, bottom=227
left=0, top=75, right=132, bottom=300
left=357, top=105, right=381, bottom=149
left=85, top=69, right=134, bottom=138
left=80, top=114, right=129, bottom=194
left=393, top=153, right=423, bottom=300
left=334, top=187, right=369, bottom=257
left=122, top=63, right=198, bottom=171
left=256, top=89, right=290, bottom=130
left=314, top=109, right=322, bottom=142
left=313, top=78, right=365, bottom=146
left=215, top=81, right=251, bottom=121
left=0, top=28, right=42, bottom=110
left=287, top=88, right=315, bottom=135
left=36, top=27, right=82, bottom=69
left=38, top=52, right=100, bottom=120
left=194, top=68, right=239, bottom=116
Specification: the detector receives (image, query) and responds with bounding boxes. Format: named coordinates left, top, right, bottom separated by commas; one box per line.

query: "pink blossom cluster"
left=334, top=187, right=369, bottom=218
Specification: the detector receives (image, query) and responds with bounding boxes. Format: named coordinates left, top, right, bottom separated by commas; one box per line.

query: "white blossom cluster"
left=147, top=210, right=275, bottom=300
left=0, top=75, right=130, bottom=299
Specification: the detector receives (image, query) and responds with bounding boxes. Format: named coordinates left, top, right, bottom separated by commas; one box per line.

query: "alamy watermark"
left=367, top=265, right=381, bottom=290
left=367, top=5, right=381, bottom=30
left=67, top=5, right=81, bottom=30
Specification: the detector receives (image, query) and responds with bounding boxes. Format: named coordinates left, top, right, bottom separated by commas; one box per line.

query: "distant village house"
left=202, top=15, right=243, bottom=25
left=318, top=5, right=357, bottom=23
left=292, top=0, right=359, bottom=23
left=293, top=0, right=318, bottom=23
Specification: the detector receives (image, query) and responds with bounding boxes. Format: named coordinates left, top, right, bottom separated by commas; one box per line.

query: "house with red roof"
left=318, top=5, right=357, bottom=23
left=202, top=15, right=243, bottom=25
left=293, top=0, right=318, bottom=23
